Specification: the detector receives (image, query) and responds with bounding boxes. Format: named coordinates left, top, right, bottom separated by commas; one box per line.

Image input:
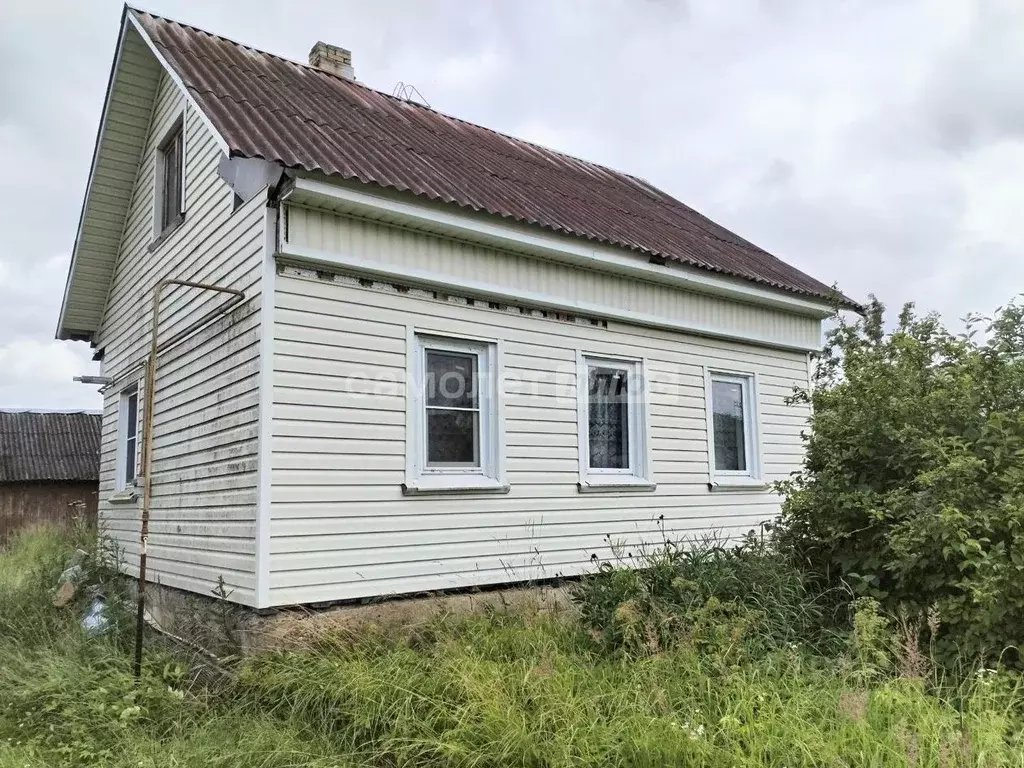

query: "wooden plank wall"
left=0, top=482, right=98, bottom=545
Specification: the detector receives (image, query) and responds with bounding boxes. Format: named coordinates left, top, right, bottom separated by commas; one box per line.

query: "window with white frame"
left=155, top=118, right=185, bottom=235
left=405, top=333, right=505, bottom=494
left=577, top=355, right=652, bottom=490
left=706, top=371, right=761, bottom=484
left=116, top=387, right=140, bottom=491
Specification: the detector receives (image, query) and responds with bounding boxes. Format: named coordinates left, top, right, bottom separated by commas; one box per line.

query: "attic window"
left=156, top=119, right=185, bottom=236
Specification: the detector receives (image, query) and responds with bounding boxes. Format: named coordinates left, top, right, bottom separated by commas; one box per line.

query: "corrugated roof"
left=0, top=412, right=101, bottom=483
left=133, top=9, right=847, bottom=306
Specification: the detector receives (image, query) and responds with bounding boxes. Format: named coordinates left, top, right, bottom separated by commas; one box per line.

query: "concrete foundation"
left=141, top=578, right=577, bottom=657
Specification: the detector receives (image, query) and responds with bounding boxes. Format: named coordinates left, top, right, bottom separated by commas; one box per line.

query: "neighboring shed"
left=0, top=411, right=101, bottom=544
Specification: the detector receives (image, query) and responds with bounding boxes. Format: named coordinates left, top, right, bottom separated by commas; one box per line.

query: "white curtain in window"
left=588, top=367, right=629, bottom=469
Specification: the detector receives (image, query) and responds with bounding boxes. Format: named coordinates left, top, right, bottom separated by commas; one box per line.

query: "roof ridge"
left=126, top=6, right=663, bottom=197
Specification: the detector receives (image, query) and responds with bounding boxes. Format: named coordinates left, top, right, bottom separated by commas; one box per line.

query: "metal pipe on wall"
left=133, top=278, right=245, bottom=681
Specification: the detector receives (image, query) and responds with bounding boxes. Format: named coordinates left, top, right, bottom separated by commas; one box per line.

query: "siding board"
left=94, top=72, right=266, bottom=606
left=268, top=265, right=812, bottom=606
left=284, top=206, right=823, bottom=351
left=275, top=282, right=815, bottom=373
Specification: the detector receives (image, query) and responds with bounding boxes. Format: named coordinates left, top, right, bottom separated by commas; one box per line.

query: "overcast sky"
left=1, top=0, right=1022, bottom=411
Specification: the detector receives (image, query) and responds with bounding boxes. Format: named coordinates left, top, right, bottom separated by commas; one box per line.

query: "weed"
left=571, top=532, right=840, bottom=658
left=2, top=527, right=1024, bottom=766
left=850, top=597, right=891, bottom=678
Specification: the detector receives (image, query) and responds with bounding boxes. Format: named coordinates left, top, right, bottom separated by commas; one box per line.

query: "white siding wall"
left=95, top=72, right=267, bottom=606
left=269, top=252, right=813, bottom=606
left=283, top=205, right=822, bottom=352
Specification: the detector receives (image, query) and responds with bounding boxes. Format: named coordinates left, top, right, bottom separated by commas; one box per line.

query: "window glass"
left=160, top=127, right=183, bottom=231
left=425, top=351, right=477, bottom=409
left=712, top=379, right=746, bottom=471
left=424, top=350, right=479, bottom=466
left=122, top=391, right=139, bottom=487
left=588, top=365, right=630, bottom=469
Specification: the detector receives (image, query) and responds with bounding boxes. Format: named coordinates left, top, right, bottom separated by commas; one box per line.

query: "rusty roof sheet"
left=134, top=10, right=847, bottom=305
left=0, top=411, right=101, bottom=483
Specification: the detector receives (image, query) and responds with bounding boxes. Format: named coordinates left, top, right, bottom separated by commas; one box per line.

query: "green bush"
left=773, top=298, right=1024, bottom=667
left=570, top=533, right=835, bottom=657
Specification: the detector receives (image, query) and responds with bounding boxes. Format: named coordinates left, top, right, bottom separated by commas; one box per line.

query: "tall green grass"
left=240, top=612, right=1024, bottom=766
left=571, top=532, right=845, bottom=657
left=1, top=527, right=1023, bottom=766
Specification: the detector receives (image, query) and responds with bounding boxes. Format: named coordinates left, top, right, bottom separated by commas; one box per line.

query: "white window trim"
left=113, top=385, right=141, bottom=501
left=404, top=328, right=507, bottom=495
left=152, top=107, right=187, bottom=239
left=704, top=368, right=765, bottom=490
left=576, top=352, right=654, bottom=493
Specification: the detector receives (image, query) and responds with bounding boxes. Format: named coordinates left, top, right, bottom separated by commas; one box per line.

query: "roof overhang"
left=57, top=9, right=159, bottom=341
left=282, top=175, right=841, bottom=320
left=56, top=7, right=230, bottom=343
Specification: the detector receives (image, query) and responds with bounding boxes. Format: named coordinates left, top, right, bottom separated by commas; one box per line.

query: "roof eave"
left=57, top=7, right=234, bottom=344
left=284, top=174, right=842, bottom=320
left=56, top=6, right=132, bottom=343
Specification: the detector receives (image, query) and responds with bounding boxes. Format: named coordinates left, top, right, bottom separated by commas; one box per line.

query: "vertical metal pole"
left=132, top=279, right=245, bottom=681
left=133, top=289, right=161, bottom=680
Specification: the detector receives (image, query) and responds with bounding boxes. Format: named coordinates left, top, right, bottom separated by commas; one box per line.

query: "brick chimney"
left=309, top=42, right=354, bottom=80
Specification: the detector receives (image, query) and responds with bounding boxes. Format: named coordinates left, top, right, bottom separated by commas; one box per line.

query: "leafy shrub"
left=570, top=533, right=833, bottom=657
left=773, top=298, right=1024, bottom=666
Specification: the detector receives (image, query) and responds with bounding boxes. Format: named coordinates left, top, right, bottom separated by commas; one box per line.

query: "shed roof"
left=0, top=411, right=102, bottom=483
left=131, top=9, right=848, bottom=307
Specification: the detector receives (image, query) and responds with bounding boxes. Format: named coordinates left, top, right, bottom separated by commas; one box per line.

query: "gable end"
left=56, top=8, right=230, bottom=342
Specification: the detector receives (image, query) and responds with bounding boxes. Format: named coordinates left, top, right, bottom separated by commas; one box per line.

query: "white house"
left=57, top=8, right=855, bottom=610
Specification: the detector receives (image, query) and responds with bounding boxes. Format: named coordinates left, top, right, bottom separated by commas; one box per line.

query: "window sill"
left=577, top=478, right=656, bottom=494
left=147, top=213, right=186, bottom=253
left=108, top=490, right=139, bottom=504
left=708, top=477, right=768, bottom=492
left=402, top=477, right=510, bottom=496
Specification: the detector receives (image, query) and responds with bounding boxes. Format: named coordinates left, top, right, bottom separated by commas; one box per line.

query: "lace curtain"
left=588, top=367, right=629, bottom=469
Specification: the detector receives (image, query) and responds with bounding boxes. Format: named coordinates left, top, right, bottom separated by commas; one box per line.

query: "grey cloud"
left=0, top=0, right=1022, bottom=410
left=756, top=159, right=795, bottom=190
left=918, top=2, right=1024, bottom=153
